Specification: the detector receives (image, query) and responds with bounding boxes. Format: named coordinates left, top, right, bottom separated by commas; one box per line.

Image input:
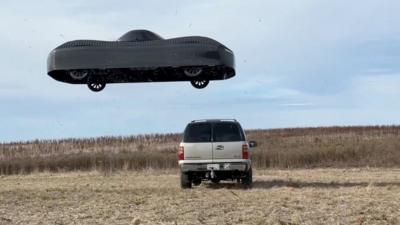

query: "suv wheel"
left=180, top=172, right=192, bottom=189
left=211, top=178, right=220, bottom=184
left=193, top=178, right=202, bottom=186
left=241, top=168, right=253, bottom=187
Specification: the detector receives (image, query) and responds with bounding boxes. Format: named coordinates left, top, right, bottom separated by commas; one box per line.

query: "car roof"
left=117, top=30, right=163, bottom=42
left=190, top=119, right=238, bottom=123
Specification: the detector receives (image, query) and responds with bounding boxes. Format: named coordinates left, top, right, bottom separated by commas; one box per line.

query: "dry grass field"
left=1, top=126, right=399, bottom=224
left=0, top=168, right=399, bottom=225
left=1, top=126, right=400, bottom=174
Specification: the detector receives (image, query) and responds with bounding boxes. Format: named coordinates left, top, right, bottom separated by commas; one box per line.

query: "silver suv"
left=178, top=119, right=257, bottom=188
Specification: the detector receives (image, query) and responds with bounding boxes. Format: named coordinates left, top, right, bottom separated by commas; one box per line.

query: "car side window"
left=213, top=122, right=243, bottom=142
left=183, top=123, right=211, bottom=143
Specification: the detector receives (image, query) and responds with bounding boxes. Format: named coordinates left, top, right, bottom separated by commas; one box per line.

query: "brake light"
left=242, top=144, right=249, bottom=159
left=178, top=146, right=184, bottom=160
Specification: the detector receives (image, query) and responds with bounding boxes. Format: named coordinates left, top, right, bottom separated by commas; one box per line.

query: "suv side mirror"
left=248, top=141, right=257, bottom=148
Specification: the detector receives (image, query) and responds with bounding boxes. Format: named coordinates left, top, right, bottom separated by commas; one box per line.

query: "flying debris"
left=47, top=30, right=235, bottom=92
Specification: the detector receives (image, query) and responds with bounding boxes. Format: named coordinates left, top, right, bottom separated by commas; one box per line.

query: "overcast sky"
left=1, top=0, right=400, bottom=142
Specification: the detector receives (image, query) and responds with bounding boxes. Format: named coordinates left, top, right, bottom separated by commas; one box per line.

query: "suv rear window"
left=184, top=123, right=211, bottom=143
left=213, top=122, right=244, bottom=142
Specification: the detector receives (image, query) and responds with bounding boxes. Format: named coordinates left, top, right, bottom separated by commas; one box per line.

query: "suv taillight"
left=242, top=144, right=249, bottom=159
left=178, top=146, right=184, bottom=160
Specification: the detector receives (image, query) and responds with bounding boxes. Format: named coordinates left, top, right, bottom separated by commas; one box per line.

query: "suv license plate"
left=207, top=164, right=220, bottom=170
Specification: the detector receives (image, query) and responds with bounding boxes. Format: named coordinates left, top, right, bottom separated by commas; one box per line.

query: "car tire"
left=87, top=76, right=106, bottom=92
left=69, top=69, right=89, bottom=80
left=211, top=178, right=220, bottom=184
left=241, top=168, right=253, bottom=187
left=184, top=67, right=202, bottom=77
left=180, top=172, right=192, bottom=189
left=193, top=178, right=202, bottom=186
left=190, top=79, right=209, bottom=89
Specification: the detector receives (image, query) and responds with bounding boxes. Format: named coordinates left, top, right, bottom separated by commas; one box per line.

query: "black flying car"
left=47, top=30, right=235, bottom=92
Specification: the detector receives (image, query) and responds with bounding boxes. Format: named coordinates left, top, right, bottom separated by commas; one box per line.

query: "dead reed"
left=1, top=126, right=399, bottom=175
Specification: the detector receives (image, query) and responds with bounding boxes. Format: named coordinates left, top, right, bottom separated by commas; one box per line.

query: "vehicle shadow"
left=252, top=179, right=400, bottom=189
left=202, top=179, right=400, bottom=190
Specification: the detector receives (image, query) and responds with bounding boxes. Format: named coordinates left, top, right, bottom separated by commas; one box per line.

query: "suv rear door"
left=212, top=122, right=245, bottom=161
left=182, top=122, right=213, bottom=161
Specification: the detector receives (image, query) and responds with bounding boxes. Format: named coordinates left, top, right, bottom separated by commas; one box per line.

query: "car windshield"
left=183, top=123, right=211, bottom=143
left=117, top=30, right=163, bottom=42
left=213, top=122, right=243, bottom=142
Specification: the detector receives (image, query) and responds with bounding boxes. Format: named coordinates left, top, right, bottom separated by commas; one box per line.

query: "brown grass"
left=0, top=168, right=399, bottom=224
left=1, top=126, right=400, bottom=175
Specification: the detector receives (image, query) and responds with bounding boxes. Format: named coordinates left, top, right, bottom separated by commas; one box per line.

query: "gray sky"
left=1, top=0, right=400, bottom=142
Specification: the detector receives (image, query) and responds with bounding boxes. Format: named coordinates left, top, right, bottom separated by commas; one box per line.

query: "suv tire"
left=241, top=168, right=253, bottom=187
left=211, top=178, right=220, bottom=184
left=180, top=172, right=192, bottom=189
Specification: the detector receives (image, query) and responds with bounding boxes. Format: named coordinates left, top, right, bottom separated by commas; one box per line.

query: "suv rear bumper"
left=179, top=161, right=250, bottom=172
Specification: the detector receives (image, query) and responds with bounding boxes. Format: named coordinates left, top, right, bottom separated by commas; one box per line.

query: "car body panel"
left=47, top=30, right=235, bottom=85
left=179, top=162, right=248, bottom=172
left=212, top=141, right=246, bottom=160
left=180, top=143, right=212, bottom=161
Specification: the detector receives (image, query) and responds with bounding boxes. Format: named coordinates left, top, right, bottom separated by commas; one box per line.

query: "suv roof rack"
left=191, top=119, right=237, bottom=123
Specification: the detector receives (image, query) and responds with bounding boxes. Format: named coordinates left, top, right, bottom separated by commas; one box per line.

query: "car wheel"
left=211, top=178, right=220, bottom=184
left=184, top=67, right=202, bottom=77
left=190, top=79, right=209, bottom=89
left=241, top=168, right=253, bottom=187
left=69, top=70, right=89, bottom=80
left=87, top=76, right=106, bottom=92
left=193, top=178, right=202, bottom=186
left=180, top=172, right=192, bottom=189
